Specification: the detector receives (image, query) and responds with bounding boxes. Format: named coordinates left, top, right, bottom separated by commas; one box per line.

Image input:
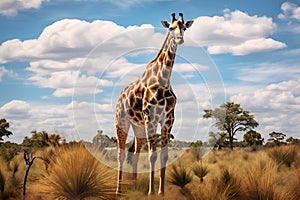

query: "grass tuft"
left=268, top=145, right=298, bottom=167
left=168, top=164, right=192, bottom=189
left=39, top=144, right=116, bottom=200
left=192, top=160, right=209, bottom=182
left=241, top=161, right=278, bottom=200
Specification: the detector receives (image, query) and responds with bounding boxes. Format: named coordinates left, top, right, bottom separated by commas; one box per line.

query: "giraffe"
left=115, top=13, right=193, bottom=195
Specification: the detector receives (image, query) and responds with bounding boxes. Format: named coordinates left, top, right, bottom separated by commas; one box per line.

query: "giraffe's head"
left=161, top=13, right=193, bottom=45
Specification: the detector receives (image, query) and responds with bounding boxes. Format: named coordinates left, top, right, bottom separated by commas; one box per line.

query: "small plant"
left=192, top=160, right=209, bottom=182
left=268, top=145, right=298, bottom=167
left=168, top=164, right=193, bottom=189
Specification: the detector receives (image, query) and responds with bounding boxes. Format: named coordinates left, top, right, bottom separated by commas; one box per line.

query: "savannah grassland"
left=0, top=143, right=300, bottom=200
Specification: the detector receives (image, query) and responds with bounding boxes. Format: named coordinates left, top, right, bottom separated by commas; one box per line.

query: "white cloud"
left=278, top=2, right=300, bottom=20
left=0, top=100, right=31, bottom=118
left=0, top=99, right=112, bottom=143
left=0, top=66, right=15, bottom=81
left=27, top=69, right=113, bottom=97
left=0, top=19, right=165, bottom=98
left=230, top=76, right=300, bottom=139
left=235, top=63, right=300, bottom=83
left=0, top=19, right=163, bottom=64
left=186, top=9, right=286, bottom=55
left=0, top=0, right=46, bottom=16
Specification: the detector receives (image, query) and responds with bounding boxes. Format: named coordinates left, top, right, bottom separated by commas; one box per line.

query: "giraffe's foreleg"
left=158, top=112, right=174, bottom=195
left=116, top=125, right=129, bottom=194
left=145, top=122, right=158, bottom=195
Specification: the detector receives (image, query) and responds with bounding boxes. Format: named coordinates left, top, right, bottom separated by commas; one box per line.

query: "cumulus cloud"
left=186, top=9, right=286, bottom=55
left=0, top=0, right=46, bottom=16
left=0, top=19, right=163, bottom=64
left=0, top=19, right=165, bottom=97
left=0, top=99, right=112, bottom=142
left=230, top=76, right=300, bottom=138
left=278, top=2, right=300, bottom=20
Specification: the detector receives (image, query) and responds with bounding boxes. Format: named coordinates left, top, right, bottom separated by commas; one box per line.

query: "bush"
left=39, top=144, right=115, bottom=199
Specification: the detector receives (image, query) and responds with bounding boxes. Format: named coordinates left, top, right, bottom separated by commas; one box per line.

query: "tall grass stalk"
left=216, top=168, right=240, bottom=200
left=241, top=161, right=278, bottom=200
left=268, top=145, right=298, bottom=168
left=40, top=144, right=115, bottom=200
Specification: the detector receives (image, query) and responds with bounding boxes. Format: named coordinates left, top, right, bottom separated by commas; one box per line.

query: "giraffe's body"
left=115, top=13, right=193, bottom=195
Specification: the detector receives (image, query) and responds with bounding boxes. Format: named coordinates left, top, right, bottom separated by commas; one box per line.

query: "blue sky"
left=0, top=0, right=300, bottom=143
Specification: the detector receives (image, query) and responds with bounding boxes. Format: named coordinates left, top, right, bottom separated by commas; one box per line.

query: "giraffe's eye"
left=169, top=27, right=174, bottom=31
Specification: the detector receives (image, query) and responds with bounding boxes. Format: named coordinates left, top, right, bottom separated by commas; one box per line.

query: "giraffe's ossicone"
left=115, top=13, right=193, bottom=195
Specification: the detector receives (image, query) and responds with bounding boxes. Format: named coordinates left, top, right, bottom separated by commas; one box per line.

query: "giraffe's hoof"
left=158, top=191, right=164, bottom=196
left=148, top=190, right=155, bottom=196
left=116, top=189, right=122, bottom=195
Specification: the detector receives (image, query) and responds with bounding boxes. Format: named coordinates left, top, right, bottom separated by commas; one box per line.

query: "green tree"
left=0, top=119, right=12, bottom=142
left=208, top=132, right=229, bottom=150
left=268, top=131, right=286, bottom=145
left=243, top=130, right=264, bottom=146
left=22, top=131, right=61, bottom=150
left=203, top=102, right=259, bottom=149
left=286, top=137, right=300, bottom=145
left=49, top=134, right=62, bottom=147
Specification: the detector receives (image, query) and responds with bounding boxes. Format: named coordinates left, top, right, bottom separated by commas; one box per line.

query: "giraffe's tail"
left=126, top=138, right=135, bottom=165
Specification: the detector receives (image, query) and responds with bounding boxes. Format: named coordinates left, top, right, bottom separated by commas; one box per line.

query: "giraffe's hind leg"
left=131, top=124, right=146, bottom=183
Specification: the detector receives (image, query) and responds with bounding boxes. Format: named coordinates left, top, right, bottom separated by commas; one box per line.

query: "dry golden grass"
left=114, top=145, right=299, bottom=200
left=1, top=144, right=299, bottom=199
left=35, top=144, right=116, bottom=200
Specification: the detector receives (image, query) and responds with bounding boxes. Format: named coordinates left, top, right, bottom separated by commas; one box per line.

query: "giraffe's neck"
left=141, top=32, right=177, bottom=87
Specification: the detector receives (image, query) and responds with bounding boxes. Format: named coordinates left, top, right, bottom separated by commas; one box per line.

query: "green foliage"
left=0, top=119, right=12, bottom=142
left=268, top=131, right=286, bottom=145
left=168, top=164, right=193, bottom=189
left=22, top=131, right=61, bottom=150
left=203, top=102, right=259, bottom=149
left=0, top=141, right=21, bottom=163
left=208, top=132, right=229, bottom=149
left=243, top=130, right=264, bottom=146
left=286, top=137, right=300, bottom=145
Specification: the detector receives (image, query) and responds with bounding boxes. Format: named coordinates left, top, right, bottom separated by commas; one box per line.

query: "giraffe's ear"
left=161, top=20, right=170, bottom=28
left=185, top=20, right=194, bottom=28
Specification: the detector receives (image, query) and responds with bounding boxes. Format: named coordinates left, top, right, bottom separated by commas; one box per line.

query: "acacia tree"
left=243, top=130, right=264, bottom=146
left=203, top=102, right=259, bottom=149
left=268, top=131, right=286, bottom=145
left=0, top=118, right=13, bottom=142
